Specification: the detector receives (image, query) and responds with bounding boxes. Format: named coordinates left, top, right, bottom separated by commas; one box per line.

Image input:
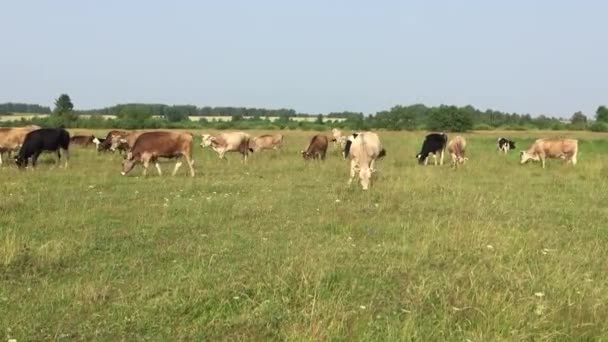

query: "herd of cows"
left=0, top=126, right=580, bottom=190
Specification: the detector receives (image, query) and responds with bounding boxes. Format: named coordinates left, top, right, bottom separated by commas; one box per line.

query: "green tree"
left=596, top=106, right=608, bottom=123
left=54, top=94, right=74, bottom=115
left=427, top=106, right=473, bottom=132
left=315, top=114, right=324, bottom=124
left=52, top=94, right=77, bottom=124
left=570, top=111, right=587, bottom=125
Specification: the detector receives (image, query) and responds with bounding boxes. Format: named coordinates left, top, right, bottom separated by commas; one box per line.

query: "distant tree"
left=52, top=94, right=77, bottom=123
left=315, top=114, right=324, bottom=124
left=53, top=94, right=74, bottom=115
left=596, top=106, right=608, bottom=123
left=427, top=105, right=473, bottom=132
left=570, top=111, right=587, bottom=124
left=164, top=107, right=189, bottom=122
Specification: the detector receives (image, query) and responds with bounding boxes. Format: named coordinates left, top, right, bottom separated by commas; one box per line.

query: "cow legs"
left=155, top=162, right=163, bottom=176
left=432, top=154, right=438, bottom=166
left=540, top=156, right=546, bottom=169
left=348, top=159, right=358, bottom=186
left=142, top=159, right=150, bottom=176
left=31, top=152, right=41, bottom=168
left=171, top=160, right=182, bottom=176
left=440, top=150, right=445, bottom=166
left=62, top=148, right=69, bottom=168
left=183, top=154, right=195, bottom=177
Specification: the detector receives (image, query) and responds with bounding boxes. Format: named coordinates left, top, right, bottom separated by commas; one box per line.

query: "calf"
left=497, top=138, right=516, bottom=154
left=301, top=134, right=329, bottom=160
left=201, top=132, right=252, bottom=162
left=121, top=131, right=195, bottom=177
left=15, top=128, right=70, bottom=168
left=347, top=132, right=384, bottom=190
left=520, top=138, right=578, bottom=168
left=447, top=136, right=468, bottom=168
left=416, top=133, right=448, bottom=166
left=250, top=134, right=284, bottom=152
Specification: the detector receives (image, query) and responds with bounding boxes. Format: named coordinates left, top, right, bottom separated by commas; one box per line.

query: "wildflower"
left=534, top=292, right=544, bottom=298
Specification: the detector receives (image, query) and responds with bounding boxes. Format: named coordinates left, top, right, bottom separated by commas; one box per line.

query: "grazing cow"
left=201, top=132, right=252, bottom=161
left=497, top=138, right=516, bottom=154
left=15, top=128, right=70, bottom=168
left=99, top=130, right=127, bottom=152
left=121, top=131, right=195, bottom=177
left=347, top=132, right=385, bottom=190
left=416, top=133, right=448, bottom=165
left=520, top=138, right=578, bottom=168
left=447, top=136, right=468, bottom=168
left=70, top=135, right=100, bottom=148
left=0, top=125, right=41, bottom=164
left=301, top=134, right=329, bottom=160
left=250, top=134, right=284, bottom=152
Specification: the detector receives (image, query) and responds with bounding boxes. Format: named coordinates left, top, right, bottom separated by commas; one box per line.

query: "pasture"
left=1, top=130, right=608, bottom=340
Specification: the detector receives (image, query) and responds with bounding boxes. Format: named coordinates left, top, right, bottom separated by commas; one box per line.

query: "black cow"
left=497, top=138, right=516, bottom=154
left=416, top=133, right=448, bottom=165
left=15, top=128, right=70, bottom=168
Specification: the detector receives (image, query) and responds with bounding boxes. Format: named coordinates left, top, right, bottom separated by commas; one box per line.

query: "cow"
left=416, top=133, right=448, bottom=166
left=249, top=134, right=284, bottom=152
left=447, top=136, right=468, bottom=168
left=98, top=130, right=127, bottom=152
left=347, top=132, right=384, bottom=190
left=15, top=128, right=70, bottom=169
left=330, top=128, right=348, bottom=151
left=520, top=138, right=578, bottom=168
left=497, top=138, right=516, bottom=154
left=70, top=135, right=100, bottom=148
left=111, top=131, right=146, bottom=152
left=301, top=134, right=329, bottom=160
left=121, top=131, right=195, bottom=177
left=200, top=132, right=252, bottom=162
left=0, top=125, right=41, bottom=164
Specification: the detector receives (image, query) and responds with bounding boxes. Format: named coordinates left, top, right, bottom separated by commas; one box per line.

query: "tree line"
left=2, top=95, right=608, bottom=132
left=0, top=102, right=51, bottom=114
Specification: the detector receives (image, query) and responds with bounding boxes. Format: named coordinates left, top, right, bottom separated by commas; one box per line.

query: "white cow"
left=347, top=132, right=386, bottom=190
left=201, top=132, right=252, bottom=162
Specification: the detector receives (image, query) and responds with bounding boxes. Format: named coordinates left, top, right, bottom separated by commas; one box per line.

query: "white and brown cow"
left=201, top=132, right=252, bottom=162
left=121, top=131, right=195, bottom=177
left=347, top=132, right=385, bottom=190
left=520, top=138, right=578, bottom=168
left=250, top=134, right=283, bottom=152
left=447, top=135, right=468, bottom=168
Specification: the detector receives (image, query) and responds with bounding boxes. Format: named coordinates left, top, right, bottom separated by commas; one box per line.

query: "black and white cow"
left=15, top=128, right=70, bottom=168
left=497, top=138, right=516, bottom=154
left=416, top=133, right=448, bottom=165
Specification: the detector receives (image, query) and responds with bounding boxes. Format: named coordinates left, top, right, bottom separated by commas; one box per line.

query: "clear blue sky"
left=1, top=0, right=606, bottom=117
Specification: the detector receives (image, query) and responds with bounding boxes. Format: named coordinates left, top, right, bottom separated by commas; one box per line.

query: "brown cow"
left=301, top=134, right=329, bottom=160
left=447, top=136, right=468, bottom=168
left=70, top=135, right=99, bottom=148
left=520, top=138, right=578, bottom=168
left=250, top=134, right=283, bottom=152
left=0, top=125, right=41, bottom=164
left=121, top=131, right=195, bottom=177
left=99, top=130, right=127, bottom=152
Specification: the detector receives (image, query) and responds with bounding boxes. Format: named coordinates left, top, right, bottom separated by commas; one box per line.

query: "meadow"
left=1, top=129, right=608, bottom=340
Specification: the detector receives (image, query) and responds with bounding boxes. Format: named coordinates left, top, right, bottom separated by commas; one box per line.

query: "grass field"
left=1, top=130, right=608, bottom=340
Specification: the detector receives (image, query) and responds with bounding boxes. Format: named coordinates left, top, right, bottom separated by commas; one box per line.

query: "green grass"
left=1, top=130, right=608, bottom=340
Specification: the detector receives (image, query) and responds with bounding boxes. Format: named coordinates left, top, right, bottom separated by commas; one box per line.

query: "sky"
left=1, top=0, right=606, bottom=117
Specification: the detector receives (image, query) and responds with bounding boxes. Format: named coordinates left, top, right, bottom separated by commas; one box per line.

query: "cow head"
left=110, top=136, right=126, bottom=151
left=520, top=151, right=539, bottom=164
left=200, top=134, right=215, bottom=148
left=121, top=152, right=137, bottom=175
left=14, top=155, right=27, bottom=169
left=415, top=153, right=426, bottom=164
left=359, top=168, right=372, bottom=190
left=301, top=150, right=312, bottom=160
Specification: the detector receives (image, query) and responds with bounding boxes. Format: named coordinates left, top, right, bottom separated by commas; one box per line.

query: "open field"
left=1, top=130, right=608, bottom=340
